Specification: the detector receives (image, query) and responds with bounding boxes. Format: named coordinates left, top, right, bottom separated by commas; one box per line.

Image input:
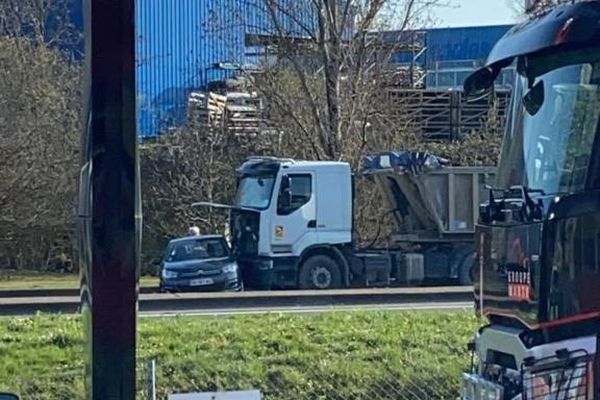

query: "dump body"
left=362, top=152, right=495, bottom=242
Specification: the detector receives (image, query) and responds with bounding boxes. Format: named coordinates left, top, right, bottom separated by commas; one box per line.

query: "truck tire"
left=459, top=253, right=475, bottom=285
left=298, top=255, right=342, bottom=290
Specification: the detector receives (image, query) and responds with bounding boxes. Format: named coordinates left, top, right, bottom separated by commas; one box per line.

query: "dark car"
left=159, top=235, right=242, bottom=292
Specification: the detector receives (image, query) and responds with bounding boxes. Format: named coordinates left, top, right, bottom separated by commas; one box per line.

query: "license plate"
left=190, top=278, right=214, bottom=286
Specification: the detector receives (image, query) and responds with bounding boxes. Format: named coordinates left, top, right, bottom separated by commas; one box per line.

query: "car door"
left=270, top=172, right=316, bottom=255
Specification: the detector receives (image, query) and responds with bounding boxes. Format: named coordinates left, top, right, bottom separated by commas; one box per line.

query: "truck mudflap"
left=461, top=348, right=596, bottom=400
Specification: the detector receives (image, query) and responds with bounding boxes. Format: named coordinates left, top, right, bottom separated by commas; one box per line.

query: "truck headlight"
left=482, top=381, right=503, bottom=400
left=222, top=263, right=238, bottom=274
left=162, top=269, right=178, bottom=279
left=461, top=374, right=503, bottom=400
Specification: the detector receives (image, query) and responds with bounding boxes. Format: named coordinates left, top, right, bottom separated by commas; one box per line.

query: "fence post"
left=146, top=358, right=156, bottom=400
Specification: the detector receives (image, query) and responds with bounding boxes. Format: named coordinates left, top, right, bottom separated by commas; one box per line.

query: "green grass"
left=0, top=271, right=158, bottom=290
left=0, top=311, right=481, bottom=399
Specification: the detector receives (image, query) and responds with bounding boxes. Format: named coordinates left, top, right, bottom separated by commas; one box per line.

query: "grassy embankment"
left=0, top=271, right=158, bottom=290
left=0, top=311, right=480, bottom=399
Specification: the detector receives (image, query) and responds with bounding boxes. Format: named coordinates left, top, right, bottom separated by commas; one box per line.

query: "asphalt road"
left=0, top=287, right=474, bottom=316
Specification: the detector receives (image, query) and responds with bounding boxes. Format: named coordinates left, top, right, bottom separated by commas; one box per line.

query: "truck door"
left=270, top=172, right=316, bottom=255
left=315, top=169, right=352, bottom=245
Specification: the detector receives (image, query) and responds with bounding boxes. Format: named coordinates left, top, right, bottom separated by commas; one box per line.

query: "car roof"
left=168, top=234, right=225, bottom=244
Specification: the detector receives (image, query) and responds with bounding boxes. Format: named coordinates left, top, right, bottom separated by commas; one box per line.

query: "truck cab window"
left=497, top=60, right=600, bottom=194
left=277, top=174, right=312, bottom=215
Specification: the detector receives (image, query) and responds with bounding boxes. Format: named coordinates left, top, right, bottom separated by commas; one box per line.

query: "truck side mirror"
left=278, top=175, right=292, bottom=213
left=280, top=175, right=290, bottom=191
left=523, top=80, right=544, bottom=116
left=464, top=66, right=496, bottom=99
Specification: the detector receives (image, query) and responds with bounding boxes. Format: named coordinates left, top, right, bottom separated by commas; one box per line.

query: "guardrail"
left=0, top=287, right=474, bottom=316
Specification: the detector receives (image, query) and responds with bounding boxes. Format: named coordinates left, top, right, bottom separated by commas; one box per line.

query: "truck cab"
left=230, top=157, right=353, bottom=289
left=460, top=1, right=600, bottom=398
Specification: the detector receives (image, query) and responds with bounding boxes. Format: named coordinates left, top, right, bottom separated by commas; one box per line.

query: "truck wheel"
left=459, top=253, right=475, bottom=285
left=298, top=255, right=342, bottom=290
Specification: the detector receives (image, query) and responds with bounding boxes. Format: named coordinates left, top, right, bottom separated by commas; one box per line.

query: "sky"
left=435, top=0, right=519, bottom=27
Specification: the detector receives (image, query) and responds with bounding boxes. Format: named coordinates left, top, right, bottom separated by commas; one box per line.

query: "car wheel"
left=298, top=255, right=342, bottom=290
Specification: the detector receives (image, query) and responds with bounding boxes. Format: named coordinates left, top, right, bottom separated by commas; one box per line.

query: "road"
left=0, top=287, right=474, bottom=316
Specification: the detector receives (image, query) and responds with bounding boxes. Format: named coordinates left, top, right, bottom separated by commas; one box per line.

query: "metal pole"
left=146, top=359, right=157, bottom=400
left=79, top=0, right=138, bottom=399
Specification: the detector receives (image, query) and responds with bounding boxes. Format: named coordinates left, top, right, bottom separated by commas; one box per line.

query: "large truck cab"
left=230, top=157, right=353, bottom=289
left=461, top=1, right=600, bottom=398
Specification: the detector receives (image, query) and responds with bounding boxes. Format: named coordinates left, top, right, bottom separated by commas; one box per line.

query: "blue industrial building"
left=46, top=0, right=315, bottom=137
left=47, top=1, right=513, bottom=137
left=136, top=19, right=514, bottom=137
left=138, top=20, right=514, bottom=137
left=385, top=24, right=514, bottom=89
left=425, top=25, right=515, bottom=89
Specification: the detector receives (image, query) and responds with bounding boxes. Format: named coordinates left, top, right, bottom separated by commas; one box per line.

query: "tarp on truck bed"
left=362, top=151, right=449, bottom=175
left=361, top=151, right=495, bottom=242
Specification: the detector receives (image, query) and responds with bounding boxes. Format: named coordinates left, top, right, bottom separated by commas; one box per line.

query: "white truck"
left=200, top=152, right=494, bottom=290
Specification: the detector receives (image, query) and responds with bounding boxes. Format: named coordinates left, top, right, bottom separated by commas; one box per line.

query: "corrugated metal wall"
left=136, top=0, right=248, bottom=137
left=135, top=0, right=317, bottom=137
left=243, top=0, right=316, bottom=37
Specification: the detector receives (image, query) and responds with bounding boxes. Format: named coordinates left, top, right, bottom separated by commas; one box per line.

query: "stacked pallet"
left=385, top=89, right=510, bottom=140
left=187, top=91, right=278, bottom=137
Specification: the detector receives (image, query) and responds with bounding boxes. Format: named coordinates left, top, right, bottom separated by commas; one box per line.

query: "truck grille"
left=461, top=373, right=504, bottom=400
left=522, top=351, right=593, bottom=400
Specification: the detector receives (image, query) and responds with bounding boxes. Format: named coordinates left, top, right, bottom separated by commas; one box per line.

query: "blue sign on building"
left=425, top=25, right=512, bottom=65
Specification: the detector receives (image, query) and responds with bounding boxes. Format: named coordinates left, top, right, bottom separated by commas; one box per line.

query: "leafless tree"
left=0, top=0, right=82, bottom=55
left=183, top=0, right=504, bottom=246
left=219, top=0, right=445, bottom=163
left=139, top=125, right=280, bottom=272
left=510, top=0, right=574, bottom=16
left=0, top=0, right=82, bottom=271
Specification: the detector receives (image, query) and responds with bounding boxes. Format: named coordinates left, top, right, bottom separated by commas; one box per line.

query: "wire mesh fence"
left=152, top=357, right=462, bottom=400
left=4, top=355, right=462, bottom=399
left=10, top=369, right=84, bottom=400
left=6, top=358, right=156, bottom=400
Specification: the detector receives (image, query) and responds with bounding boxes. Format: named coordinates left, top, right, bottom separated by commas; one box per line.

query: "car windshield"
left=234, top=174, right=276, bottom=210
left=165, top=238, right=228, bottom=262
left=496, top=53, right=600, bottom=194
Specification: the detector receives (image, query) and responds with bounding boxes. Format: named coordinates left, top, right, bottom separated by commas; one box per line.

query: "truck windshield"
left=234, top=174, right=276, bottom=210
left=496, top=54, right=600, bottom=195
